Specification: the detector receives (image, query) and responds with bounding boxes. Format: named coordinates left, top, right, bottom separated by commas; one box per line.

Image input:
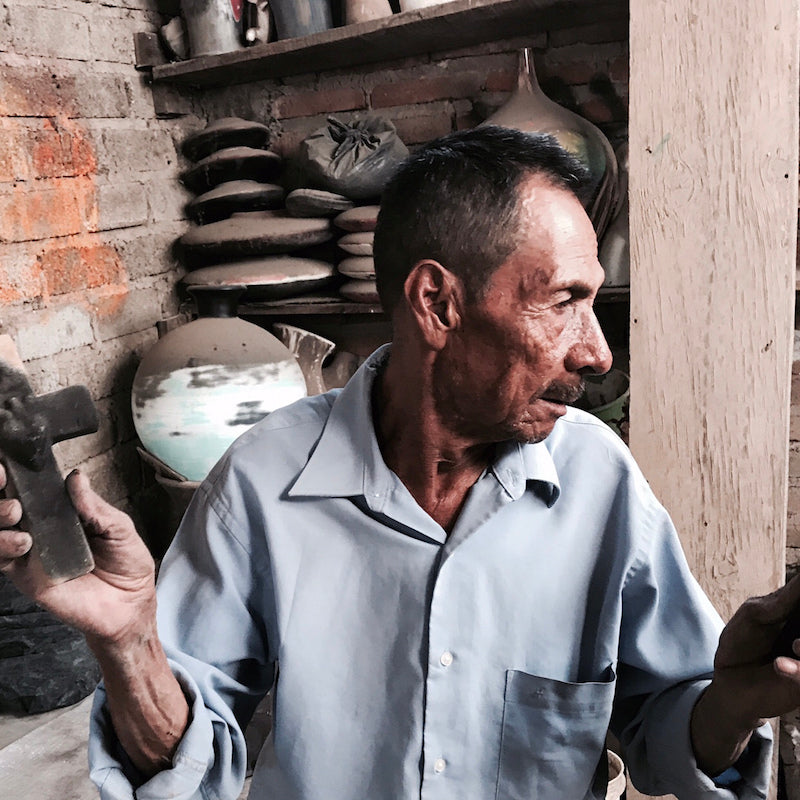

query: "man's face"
left=434, top=176, right=613, bottom=445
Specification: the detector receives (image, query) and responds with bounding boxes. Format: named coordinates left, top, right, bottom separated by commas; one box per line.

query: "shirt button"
left=440, top=651, right=453, bottom=667
left=433, top=758, right=446, bottom=774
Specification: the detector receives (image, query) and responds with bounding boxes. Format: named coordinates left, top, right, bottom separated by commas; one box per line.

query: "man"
left=0, top=126, right=797, bottom=799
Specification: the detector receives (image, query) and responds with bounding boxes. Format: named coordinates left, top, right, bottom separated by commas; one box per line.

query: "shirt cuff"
left=636, top=679, right=772, bottom=798
left=88, top=662, right=215, bottom=800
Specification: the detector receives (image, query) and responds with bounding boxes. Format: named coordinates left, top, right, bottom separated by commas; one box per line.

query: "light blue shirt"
left=89, top=345, right=771, bottom=800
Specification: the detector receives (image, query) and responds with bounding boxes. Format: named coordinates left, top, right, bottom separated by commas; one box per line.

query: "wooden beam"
left=628, top=1, right=798, bottom=618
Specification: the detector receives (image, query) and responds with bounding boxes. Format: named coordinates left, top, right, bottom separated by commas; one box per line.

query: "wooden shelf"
left=150, top=0, right=628, bottom=88
left=238, top=285, right=629, bottom=318
left=240, top=294, right=384, bottom=316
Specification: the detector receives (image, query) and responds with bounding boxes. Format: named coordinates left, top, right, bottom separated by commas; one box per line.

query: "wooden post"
left=627, top=2, right=799, bottom=798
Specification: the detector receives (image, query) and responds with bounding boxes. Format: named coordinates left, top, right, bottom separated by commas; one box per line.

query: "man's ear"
left=403, top=260, right=463, bottom=348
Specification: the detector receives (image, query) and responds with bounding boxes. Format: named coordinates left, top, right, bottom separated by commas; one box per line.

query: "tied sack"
left=299, top=116, right=409, bottom=201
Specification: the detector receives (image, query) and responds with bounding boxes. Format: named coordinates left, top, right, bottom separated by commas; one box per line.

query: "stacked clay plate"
left=333, top=205, right=380, bottom=304
left=178, top=117, right=337, bottom=301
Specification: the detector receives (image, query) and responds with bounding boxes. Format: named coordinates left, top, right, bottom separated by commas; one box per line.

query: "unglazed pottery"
left=181, top=146, right=282, bottom=194
left=286, top=188, right=355, bottom=218
left=181, top=117, right=271, bottom=162
left=180, top=211, right=333, bottom=268
left=333, top=204, right=380, bottom=232
left=132, top=286, right=306, bottom=481
left=180, top=256, right=336, bottom=300
left=187, top=180, right=285, bottom=224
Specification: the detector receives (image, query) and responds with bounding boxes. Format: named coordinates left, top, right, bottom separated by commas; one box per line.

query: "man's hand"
left=691, top=575, right=800, bottom=776
left=0, top=464, right=156, bottom=647
left=0, top=463, right=189, bottom=777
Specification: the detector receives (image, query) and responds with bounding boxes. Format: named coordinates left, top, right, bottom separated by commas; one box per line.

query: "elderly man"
left=0, top=126, right=797, bottom=799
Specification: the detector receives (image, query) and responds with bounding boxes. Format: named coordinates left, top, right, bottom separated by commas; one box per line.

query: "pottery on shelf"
left=180, top=211, right=333, bottom=268
left=181, top=146, right=283, bottom=194
left=338, top=231, right=373, bottom=256
left=188, top=180, right=285, bottom=224
left=599, top=142, right=629, bottom=287
left=181, top=117, right=271, bottom=162
left=398, top=0, right=449, bottom=9
left=180, top=256, right=337, bottom=300
left=132, top=286, right=307, bottom=482
left=483, top=48, right=619, bottom=240
left=273, top=323, right=335, bottom=396
left=339, top=278, right=379, bottom=304
left=337, top=256, right=375, bottom=279
left=286, top=188, right=355, bottom=218
left=344, top=0, right=392, bottom=25
left=269, top=0, right=332, bottom=40
left=333, top=204, right=380, bottom=232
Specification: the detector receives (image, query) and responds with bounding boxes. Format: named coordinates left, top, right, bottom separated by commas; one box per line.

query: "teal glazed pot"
left=269, top=0, right=332, bottom=40
left=131, top=286, right=306, bottom=481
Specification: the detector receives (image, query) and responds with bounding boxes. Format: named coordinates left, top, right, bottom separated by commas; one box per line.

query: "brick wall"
left=0, top=0, right=200, bottom=546
left=194, top=24, right=629, bottom=157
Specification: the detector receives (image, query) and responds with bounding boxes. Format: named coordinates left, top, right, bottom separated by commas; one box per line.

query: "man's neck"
left=372, top=352, right=494, bottom=533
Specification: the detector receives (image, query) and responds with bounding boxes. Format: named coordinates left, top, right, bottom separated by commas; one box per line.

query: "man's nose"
left=567, top=311, right=613, bottom=376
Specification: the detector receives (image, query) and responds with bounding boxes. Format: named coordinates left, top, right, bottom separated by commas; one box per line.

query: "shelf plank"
left=238, top=285, right=629, bottom=317
left=151, top=0, right=628, bottom=88
left=240, top=295, right=384, bottom=316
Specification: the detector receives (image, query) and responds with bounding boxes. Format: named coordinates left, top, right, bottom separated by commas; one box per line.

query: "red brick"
left=392, top=112, right=453, bottom=146
left=371, top=73, right=483, bottom=109
left=578, top=97, right=615, bottom=126
left=40, top=240, right=125, bottom=296
left=0, top=180, right=91, bottom=243
left=484, top=69, right=517, bottom=93
left=0, top=253, right=44, bottom=306
left=274, top=87, right=367, bottom=120
left=29, top=123, right=96, bottom=180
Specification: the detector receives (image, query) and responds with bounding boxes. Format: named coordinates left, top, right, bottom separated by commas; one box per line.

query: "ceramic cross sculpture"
left=0, top=356, right=98, bottom=584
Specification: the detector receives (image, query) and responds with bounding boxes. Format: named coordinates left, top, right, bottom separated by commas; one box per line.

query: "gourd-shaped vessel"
left=484, top=48, right=619, bottom=240
left=132, top=286, right=307, bottom=482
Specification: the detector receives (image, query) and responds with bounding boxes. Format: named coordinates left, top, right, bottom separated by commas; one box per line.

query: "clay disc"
left=286, top=189, right=355, bottom=218
left=333, top=205, right=380, bottom=232
left=339, top=278, right=380, bottom=304
left=181, top=147, right=282, bottom=194
left=180, top=257, right=336, bottom=301
left=181, top=117, right=271, bottom=162
left=180, top=211, right=333, bottom=268
left=337, top=256, right=375, bottom=280
left=187, top=180, right=285, bottom=224
left=338, top=231, right=373, bottom=256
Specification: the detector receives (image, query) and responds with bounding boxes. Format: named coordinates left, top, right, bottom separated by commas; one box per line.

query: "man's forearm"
left=690, top=681, right=758, bottom=777
left=88, top=620, right=190, bottom=778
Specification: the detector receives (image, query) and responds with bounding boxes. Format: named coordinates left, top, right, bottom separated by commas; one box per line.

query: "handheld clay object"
left=0, top=360, right=98, bottom=583
left=771, top=606, right=800, bottom=660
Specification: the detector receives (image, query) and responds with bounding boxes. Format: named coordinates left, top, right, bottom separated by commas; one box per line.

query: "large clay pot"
left=269, top=0, right=332, bottom=40
left=132, top=286, right=306, bottom=482
left=483, top=48, right=619, bottom=240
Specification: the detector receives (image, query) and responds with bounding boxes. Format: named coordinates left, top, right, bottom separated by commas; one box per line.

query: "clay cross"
left=0, top=337, right=98, bottom=584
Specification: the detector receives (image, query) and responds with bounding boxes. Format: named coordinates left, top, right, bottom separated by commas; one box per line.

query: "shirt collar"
left=288, top=344, right=561, bottom=507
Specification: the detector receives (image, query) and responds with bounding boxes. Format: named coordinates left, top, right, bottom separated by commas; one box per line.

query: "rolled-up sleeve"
left=88, top=456, right=276, bottom=800
left=611, top=496, right=772, bottom=798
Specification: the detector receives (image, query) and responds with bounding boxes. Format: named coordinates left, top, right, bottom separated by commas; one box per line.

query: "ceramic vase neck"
left=187, top=285, right=245, bottom=318
left=517, top=48, right=545, bottom=98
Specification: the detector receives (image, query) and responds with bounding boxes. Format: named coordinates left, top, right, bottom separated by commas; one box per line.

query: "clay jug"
left=131, top=286, right=306, bottom=482
left=345, top=0, right=392, bottom=24
left=483, top=48, right=619, bottom=240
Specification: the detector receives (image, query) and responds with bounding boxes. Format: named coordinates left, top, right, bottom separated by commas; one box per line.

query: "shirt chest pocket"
left=495, top=668, right=616, bottom=800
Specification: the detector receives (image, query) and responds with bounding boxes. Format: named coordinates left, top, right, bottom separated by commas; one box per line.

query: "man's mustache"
left=540, top=380, right=586, bottom=404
